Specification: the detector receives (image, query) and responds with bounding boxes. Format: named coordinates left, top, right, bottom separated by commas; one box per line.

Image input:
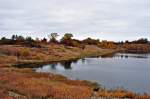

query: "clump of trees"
left=131, top=38, right=149, bottom=44
left=82, top=38, right=99, bottom=45
left=99, top=40, right=117, bottom=49
left=0, top=37, right=13, bottom=44
left=116, top=38, right=149, bottom=44
left=0, top=35, right=35, bottom=45
left=60, top=33, right=85, bottom=48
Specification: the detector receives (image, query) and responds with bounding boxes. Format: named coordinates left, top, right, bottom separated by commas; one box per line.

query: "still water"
left=35, top=53, right=150, bottom=93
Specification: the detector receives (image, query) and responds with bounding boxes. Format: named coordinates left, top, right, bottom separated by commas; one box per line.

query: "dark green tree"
left=26, top=36, right=34, bottom=43
left=61, top=33, right=73, bottom=41
left=48, top=33, right=59, bottom=43
left=60, top=33, right=74, bottom=46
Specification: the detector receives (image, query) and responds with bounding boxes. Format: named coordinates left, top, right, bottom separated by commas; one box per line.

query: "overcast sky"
left=0, top=0, right=150, bottom=41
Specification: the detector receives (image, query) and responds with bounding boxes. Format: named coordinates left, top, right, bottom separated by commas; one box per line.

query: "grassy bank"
left=0, top=44, right=117, bottom=66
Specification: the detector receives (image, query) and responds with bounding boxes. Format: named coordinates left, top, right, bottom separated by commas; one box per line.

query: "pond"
left=34, top=53, right=150, bottom=93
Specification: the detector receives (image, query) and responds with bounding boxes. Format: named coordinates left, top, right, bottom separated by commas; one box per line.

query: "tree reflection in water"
left=50, top=63, right=57, bottom=70
left=60, top=61, right=72, bottom=69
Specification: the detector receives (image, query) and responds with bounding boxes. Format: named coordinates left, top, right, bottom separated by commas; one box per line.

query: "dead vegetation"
left=0, top=68, right=93, bottom=99
left=0, top=43, right=150, bottom=99
left=123, top=44, right=150, bottom=53
left=0, top=44, right=116, bottom=65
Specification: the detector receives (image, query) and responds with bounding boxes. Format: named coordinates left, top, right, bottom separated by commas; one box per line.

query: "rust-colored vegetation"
left=0, top=34, right=150, bottom=98
left=0, top=68, right=93, bottom=99
left=123, top=44, right=150, bottom=53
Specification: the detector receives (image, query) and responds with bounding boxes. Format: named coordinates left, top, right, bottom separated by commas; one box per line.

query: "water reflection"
left=15, top=53, right=150, bottom=70
left=50, top=59, right=87, bottom=70
left=36, top=53, right=150, bottom=71
left=114, top=53, right=150, bottom=59
left=34, top=53, right=150, bottom=93
left=81, top=58, right=86, bottom=63
left=101, top=53, right=150, bottom=59
left=60, top=61, right=72, bottom=69
left=35, top=60, right=78, bottom=71
left=101, top=54, right=114, bottom=58
left=51, top=63, right=57, bottom=70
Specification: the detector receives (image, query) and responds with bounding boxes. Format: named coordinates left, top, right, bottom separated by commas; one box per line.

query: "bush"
left=82, top=38, right=99, bottom=45
left=98, top=40, right=117, bottom=49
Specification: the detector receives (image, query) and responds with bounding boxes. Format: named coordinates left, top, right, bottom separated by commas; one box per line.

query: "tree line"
left=0, top=33, right=149, bottom=49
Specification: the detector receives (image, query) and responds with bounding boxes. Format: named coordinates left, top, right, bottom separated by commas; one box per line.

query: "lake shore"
left=0, top=44, right=149, bottom=99
left=0, top=44, right=118, bottom=66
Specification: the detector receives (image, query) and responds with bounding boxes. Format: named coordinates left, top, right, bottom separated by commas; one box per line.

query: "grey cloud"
left=0, top=0, right=150, bottom=41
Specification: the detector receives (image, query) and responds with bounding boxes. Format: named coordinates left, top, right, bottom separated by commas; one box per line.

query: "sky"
left=0, top=0, right=150, bottom=41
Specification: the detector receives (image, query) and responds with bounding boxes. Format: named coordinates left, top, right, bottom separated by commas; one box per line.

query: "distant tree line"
left=0, top=33, right=149, bottom=49
left=116, top=38, right=149, bottom=45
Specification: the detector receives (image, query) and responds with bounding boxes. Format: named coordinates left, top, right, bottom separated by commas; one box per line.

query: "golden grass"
left=0, top=68, right=94, bottom=99
left=0, top=68, right=149, bottom=99
left=97, top=89, right=135, bottom=98
left=0, top=44, right=116, bottom=65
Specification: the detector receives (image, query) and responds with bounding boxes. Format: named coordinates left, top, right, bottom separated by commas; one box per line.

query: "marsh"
left=35, top=53, right=150, bottom=93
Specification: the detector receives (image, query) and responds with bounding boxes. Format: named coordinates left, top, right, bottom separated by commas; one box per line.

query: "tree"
left=0, top=37, right=12, bottom=44
left=62, top=33, right=73, bottom=40
left=82, top=37, right=99, bottom=45
left=16, top=35, right=25, bottom=42
left=11, top=35, right=16, bottom=40
left=41, top=38, right=47, bottom=43
left=135, top=38, right=148, bottom=44
left=60, top=33, right=73, bottom=46
left=125, top=40, right=129, bottom=44
left=48, top=33, right=59, bottom=43
left=1, top=37, right=7, bottom=41
left=25, top=36, right=34, bottom=43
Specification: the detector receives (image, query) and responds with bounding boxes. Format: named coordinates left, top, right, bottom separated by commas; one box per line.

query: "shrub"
left=82, top=38, right=99, bottom=45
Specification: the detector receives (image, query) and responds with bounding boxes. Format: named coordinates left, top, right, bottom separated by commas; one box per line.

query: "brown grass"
left=0, top=68, right=94, bottom=99
left=0, top=44, right=149, bottom=98
left=97, top=89, right=135, bottom=98
left=0, top=44, right=115, bottom=64
left=0, top=89, right=13, bottom=99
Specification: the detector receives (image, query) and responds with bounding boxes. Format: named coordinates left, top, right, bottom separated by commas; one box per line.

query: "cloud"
left=0, top=0, right=150, bottom=41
